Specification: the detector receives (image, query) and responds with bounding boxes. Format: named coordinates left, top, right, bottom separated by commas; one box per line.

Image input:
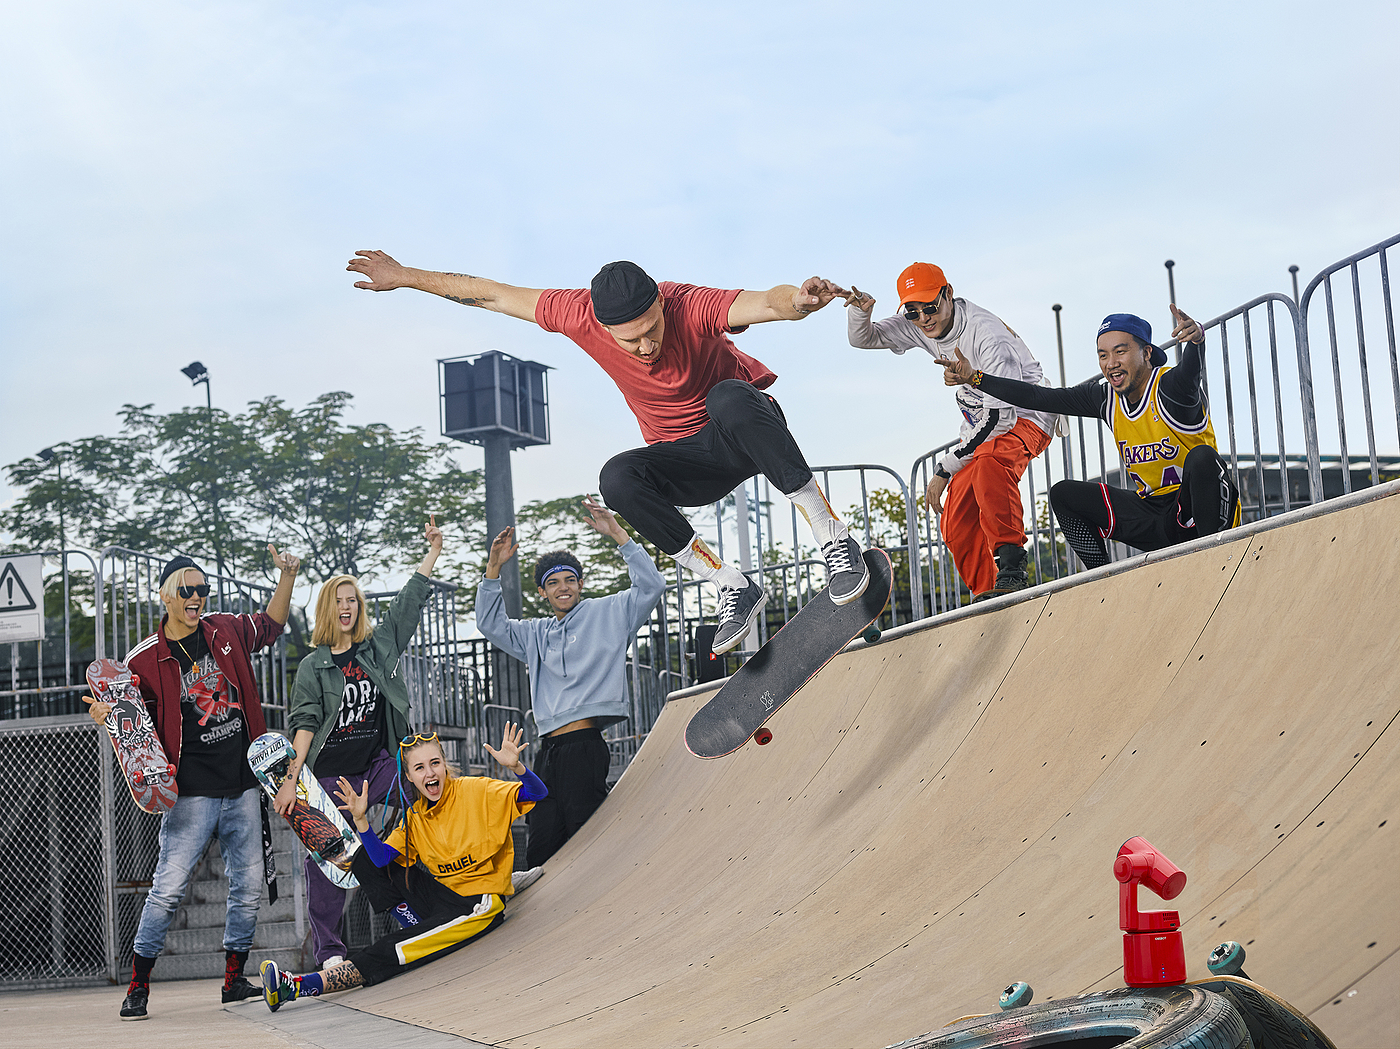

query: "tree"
left=1, top=393, right=487, bottom=589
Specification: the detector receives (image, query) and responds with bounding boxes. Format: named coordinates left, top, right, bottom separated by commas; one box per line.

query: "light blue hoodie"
left=474, top=540, right=665, bottom=735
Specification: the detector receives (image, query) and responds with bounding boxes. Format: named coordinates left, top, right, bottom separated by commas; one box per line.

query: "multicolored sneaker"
left=260, top=959, right=298, bottom=1012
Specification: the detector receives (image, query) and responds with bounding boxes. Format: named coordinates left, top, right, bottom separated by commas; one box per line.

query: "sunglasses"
left=902, top=295, right=946, bottom=321
left=400, top=731, right=439, bottom=749
left=177, top=585, right=211, bottom=598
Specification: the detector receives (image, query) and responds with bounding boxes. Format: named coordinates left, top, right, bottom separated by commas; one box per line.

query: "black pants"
left=346, top=850, right=504, bottom=986
left=1051, top=445, right=1240, bottom=568
left=526, top=727, right=611, bottom=868
left=598, top=380, right=813, bottom=554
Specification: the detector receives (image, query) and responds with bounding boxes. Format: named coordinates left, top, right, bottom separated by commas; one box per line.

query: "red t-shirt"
left=535, top=282, right=778, bottom=444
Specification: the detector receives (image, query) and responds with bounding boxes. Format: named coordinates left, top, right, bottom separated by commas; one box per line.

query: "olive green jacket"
left=288, top=572, right=432, bottom=775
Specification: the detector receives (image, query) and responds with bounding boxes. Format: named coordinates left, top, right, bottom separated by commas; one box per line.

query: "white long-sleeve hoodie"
left=848, top=297, right=1058, bottom=477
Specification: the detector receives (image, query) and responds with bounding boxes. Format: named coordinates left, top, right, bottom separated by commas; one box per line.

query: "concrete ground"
left=0, top=979, right=488, bottom=1048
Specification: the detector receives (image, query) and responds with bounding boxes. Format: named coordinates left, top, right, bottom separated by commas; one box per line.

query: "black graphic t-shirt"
left=170, top=629, right=258, bottom=797
left=314, top=643, right=387, bottom=779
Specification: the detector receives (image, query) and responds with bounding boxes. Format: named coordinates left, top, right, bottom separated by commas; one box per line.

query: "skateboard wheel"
left=999, top=981, right=1033, bottom=1010
left=133, top=771, right=147, bottom=787
left=753, top=727, right=773, bottom=746
left=130, top=673, right=140, bottom=687
left=862, top=625, right=881, bottom=644
left=1207, top=941, right=1246, bottom=976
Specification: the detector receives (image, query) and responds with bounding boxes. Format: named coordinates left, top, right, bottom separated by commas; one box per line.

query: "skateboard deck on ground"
left=685, top=548, right=893, bottom=759
left=248, top=732, right=360, bottom=889
left=86, top=658, right=178, bottom=814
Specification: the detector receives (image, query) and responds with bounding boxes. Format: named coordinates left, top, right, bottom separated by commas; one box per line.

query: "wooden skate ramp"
left=346, top=485, right=1399, bottom=1049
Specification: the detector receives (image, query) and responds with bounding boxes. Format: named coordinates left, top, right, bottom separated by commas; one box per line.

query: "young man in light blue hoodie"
left=475, top=497, right=665, bottom=866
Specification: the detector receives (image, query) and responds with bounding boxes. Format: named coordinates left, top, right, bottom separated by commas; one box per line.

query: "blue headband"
left=541, top=566, right=579, bottom=585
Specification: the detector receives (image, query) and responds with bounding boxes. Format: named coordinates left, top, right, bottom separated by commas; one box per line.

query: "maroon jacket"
left=125, top=612, right=284, bottom=772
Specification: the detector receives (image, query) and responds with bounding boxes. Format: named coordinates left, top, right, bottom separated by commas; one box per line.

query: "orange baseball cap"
left=897, top=262, right=949, bottom=305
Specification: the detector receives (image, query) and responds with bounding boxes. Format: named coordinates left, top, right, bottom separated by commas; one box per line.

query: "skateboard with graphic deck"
left=248, top=732, right=359, bottom=888
left=86, top=658, right=179, bottom=814
left=685, top=548, right=893, bottom=759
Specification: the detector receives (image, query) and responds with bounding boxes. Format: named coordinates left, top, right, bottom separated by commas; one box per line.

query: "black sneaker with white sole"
left=822, top=535, right=869, bottom=605
left=712, top=578, right=766, bottom=655
left=120, top=986, right=149, bottom=1020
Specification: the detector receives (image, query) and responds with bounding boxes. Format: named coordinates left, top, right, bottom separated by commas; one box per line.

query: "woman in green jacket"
left=276, top=518, right=442, bottom=968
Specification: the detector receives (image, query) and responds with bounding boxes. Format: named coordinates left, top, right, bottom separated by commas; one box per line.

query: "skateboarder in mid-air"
left=935, top=306, right=1240, bottom=566
left=85, top=547, right=300, bottom=1019
left=259, top=726, right=546, bottom=1009
left=347, top=250, right=869, bottom=654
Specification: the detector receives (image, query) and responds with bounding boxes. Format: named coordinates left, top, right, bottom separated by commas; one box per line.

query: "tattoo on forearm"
left=445, top=295, right=486, bottom=307
left=323, top=961, right=363, bottom=992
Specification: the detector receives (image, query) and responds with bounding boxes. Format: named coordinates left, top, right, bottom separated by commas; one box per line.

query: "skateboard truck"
left=1115, top=835, right=1187, bottom=986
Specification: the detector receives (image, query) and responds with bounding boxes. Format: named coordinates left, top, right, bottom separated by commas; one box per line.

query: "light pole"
left=180, top=361, right=227, bottom=577
left=36, top=447, right=64, bottom=555
left=1289, top=264, right=1300, bottom=305
left=37, top=447, right=71, bottom=687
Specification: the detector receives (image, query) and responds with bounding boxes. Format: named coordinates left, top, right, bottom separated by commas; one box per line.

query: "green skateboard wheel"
left=1207, top=941, right=1246, bottom=976
left=862, top=625, right=881, bottom=644
left=998, top=982, right=1033, bottom=1009
left=753, top=727, right=773, bottom=746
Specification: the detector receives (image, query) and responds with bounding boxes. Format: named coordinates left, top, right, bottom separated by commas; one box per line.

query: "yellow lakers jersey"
left=1110, top=366, right=1217, bottom=497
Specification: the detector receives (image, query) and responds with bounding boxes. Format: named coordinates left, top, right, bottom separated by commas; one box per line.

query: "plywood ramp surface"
left=345, top=491, right=1399, bottom=1049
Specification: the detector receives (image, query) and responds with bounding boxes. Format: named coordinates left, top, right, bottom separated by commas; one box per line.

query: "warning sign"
left=0, top=554, right=44, bottom=643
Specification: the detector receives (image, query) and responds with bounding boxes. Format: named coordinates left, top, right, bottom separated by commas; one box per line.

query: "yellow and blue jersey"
left=1109, top=366, right=1217, bottom=498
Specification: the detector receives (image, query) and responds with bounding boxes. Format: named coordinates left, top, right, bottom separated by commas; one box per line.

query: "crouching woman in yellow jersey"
left=259, top=725, right=545, bottom=1009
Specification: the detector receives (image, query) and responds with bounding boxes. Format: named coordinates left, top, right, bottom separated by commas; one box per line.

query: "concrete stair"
left=149, top=816, right=306, bottom=982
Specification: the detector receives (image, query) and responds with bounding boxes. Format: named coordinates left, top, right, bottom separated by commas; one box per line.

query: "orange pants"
left=941, top=417, right=1053, bottom=595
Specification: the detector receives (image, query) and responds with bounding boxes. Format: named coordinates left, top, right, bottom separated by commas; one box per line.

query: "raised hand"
left=794, top=277, right=850, bottom=315
left=843, top=284, right=876, bottom=312
left=424, top=515, right=443, bottom=551
left=486, top=527, right=518, bottom=576
left=1169, top=304, right=1204, bottom=345
left=347, top=249, right=410, bottom=292
left=334, top=776, right=372, bottom=828
left=582, top=496, right=628, bottom=543
left=932, top=346, right=975, bottom=386
left=268, top=544, right=301, bottom=574
left=82, top=693, right=111, bottom=726
left=484, top=721, right=527, bottom=774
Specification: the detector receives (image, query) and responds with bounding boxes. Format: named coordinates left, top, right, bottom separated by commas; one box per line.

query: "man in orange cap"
left=841, top=264, right=1058, bottom=600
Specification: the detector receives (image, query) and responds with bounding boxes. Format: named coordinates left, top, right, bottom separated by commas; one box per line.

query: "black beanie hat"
left=590, top=261, right=659, bottom=325
left=159, top=555, right=203, bottom=586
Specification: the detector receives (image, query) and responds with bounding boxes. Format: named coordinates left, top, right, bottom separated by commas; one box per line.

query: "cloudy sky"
left=4, top=0, right=1397, bottom=557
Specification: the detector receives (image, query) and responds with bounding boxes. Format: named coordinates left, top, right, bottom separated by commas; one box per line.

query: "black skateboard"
left=685, top=548, right=893, bottom=758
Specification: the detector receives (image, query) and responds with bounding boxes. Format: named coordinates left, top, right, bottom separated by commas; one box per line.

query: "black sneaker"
left=222, top=975, right=262, bottom=1003
left=975, top=544, right=1030, bottom=602
left=119, top=986, right=149, bottom=1020
left=822, top=534, right=869, bottom=605
left=712, top=578, right=766, bottom=655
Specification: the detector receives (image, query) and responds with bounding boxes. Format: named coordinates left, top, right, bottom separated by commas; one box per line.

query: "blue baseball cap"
left=1098, top=314, right=1166, bottom=367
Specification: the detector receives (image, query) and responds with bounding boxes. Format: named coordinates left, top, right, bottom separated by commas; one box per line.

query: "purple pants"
left=307, top=748, right=400, bottom=964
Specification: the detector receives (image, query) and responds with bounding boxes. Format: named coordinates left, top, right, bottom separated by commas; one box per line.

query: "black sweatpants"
left=346, top=850, right=505, bottom=986
left=526, top=727, right=611, bottom=868
left=598, top=379, right=813, bottom=554
left=1051, top=444, right=1241, bottom=568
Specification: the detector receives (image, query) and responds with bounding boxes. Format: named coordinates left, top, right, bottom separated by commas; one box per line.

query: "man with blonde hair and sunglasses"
left=85, top=544, right=300, bottom=1020
left=841, top=264, right=1058, bottom=601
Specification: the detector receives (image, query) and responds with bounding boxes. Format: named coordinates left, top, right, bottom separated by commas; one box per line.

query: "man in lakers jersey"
left=933, top=305, right=1240, bottom=569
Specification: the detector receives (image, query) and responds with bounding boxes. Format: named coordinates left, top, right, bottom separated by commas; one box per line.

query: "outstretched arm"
left=727, top=277, right=850, bottom=327
left=347, top=250, right=545, bottom=323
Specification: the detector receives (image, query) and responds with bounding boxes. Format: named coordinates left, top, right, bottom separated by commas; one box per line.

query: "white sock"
left=672, top=534, right=750, bottom=590
left=784, top=478, right=848, bottom=548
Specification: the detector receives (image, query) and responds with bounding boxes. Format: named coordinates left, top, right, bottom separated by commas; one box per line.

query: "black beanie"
left=590, top=261, right=659, bottom=325
left=159, top=555, right=202, bottom=586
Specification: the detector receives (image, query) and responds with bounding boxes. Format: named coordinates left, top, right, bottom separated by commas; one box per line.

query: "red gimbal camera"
left=1115, top=836, right=1188, bottom=986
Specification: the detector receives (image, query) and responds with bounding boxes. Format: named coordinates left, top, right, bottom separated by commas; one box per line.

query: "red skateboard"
left=87, top=658, right=179, bottom=814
